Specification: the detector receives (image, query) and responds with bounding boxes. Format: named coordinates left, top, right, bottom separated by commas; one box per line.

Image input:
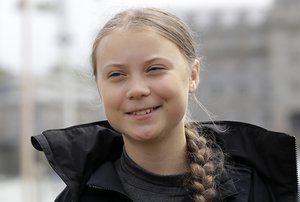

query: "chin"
left=123, top=129, right=162, bottom=143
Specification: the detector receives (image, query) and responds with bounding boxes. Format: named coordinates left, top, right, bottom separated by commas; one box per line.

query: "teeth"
left=132, top=108, right=154, bottom=116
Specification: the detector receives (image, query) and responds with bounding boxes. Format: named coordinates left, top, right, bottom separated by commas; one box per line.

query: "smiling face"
left=95, top=28, right=198, bottom=145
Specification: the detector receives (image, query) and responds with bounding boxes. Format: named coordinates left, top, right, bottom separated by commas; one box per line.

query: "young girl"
left=32, top=8, right=297, bottom=202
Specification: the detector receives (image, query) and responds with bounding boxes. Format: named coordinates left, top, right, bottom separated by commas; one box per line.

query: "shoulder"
left=200, top=121, right=298, bottom=202
left=199, top=121, right=296, bottom=156
left=31, top=120, right=124, bottom=202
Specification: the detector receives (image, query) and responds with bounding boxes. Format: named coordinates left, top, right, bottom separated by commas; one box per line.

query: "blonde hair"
left=91, top=8, right=224, bottom=202
left=91, top=8, right=198, bottom=76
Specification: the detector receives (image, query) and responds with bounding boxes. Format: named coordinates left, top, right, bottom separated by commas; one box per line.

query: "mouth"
left=126, top=106, right=161, bottom=116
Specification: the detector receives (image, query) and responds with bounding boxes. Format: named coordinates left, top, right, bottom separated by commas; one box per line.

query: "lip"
left=125, top=106, right=161, bottom=119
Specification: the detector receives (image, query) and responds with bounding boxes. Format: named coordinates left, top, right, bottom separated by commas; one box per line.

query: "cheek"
left=154, top=76, right=189, bottom=106
left=97, top=81, right=120, bottom=111
left=101, top=88, right=118, bottom=107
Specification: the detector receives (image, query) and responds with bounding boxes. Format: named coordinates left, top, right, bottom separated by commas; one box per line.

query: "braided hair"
left=185, top=122, right=224, bottom=202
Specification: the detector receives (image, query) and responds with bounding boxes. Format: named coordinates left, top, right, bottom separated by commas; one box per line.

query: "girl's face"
left=95, top=28, right=199, bottom=145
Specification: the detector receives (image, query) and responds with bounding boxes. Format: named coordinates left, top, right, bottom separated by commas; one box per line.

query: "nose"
left=126, top=77, right=151, bottom=100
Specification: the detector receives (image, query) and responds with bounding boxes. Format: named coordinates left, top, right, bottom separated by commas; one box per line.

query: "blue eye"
left=148, top=66, right=164, bottom=72
left=108, top=72, right=121, bottom=77
left=149, top=67, right=161, bottom=71
left=108, top=72, right=121, bottom=78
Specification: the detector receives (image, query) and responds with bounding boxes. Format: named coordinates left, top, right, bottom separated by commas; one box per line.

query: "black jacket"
left=31, top=121, right=298, bottom=202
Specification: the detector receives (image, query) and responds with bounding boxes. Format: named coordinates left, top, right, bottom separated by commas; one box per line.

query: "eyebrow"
left=102, top=63, right=125, bottom=70
left=101, top=56, right=172, bottom=71
left=144, top=57, right=171, bottom=66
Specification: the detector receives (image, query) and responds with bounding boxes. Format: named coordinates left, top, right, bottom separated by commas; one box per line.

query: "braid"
left=185, top=123, right=223, bottom=202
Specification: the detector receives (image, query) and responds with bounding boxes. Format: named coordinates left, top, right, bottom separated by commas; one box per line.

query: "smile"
left=127, top=106, right=160, bottom=116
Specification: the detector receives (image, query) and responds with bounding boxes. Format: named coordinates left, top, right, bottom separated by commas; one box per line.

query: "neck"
left=123, top=127, right=188, bottom=175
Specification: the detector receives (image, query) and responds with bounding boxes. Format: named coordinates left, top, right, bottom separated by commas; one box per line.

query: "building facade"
left=183, top=0, right=300, bottom=143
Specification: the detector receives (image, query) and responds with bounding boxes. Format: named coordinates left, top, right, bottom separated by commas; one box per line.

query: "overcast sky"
left=0, top=0, right=274, bottom=75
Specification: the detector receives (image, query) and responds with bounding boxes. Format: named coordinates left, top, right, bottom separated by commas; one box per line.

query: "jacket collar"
left=86, top=160, right=129, bottom=198
left=31, top=121, right=124, bottom=200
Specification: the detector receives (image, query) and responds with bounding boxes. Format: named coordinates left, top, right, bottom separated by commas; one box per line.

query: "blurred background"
left=0, top=0, right=299, bottom=201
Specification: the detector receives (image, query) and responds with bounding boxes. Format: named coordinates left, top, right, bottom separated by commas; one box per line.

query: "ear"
left=189, top=59, right=200, bottom=93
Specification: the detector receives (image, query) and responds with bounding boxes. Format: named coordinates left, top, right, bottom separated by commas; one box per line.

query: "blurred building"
left=0, top=0, right=299, bottom=175
left=0, top=72, right=20, bottom=175
left=0, top=68, right=104, bottom=175
left=184, top=0, right=300, bottom=144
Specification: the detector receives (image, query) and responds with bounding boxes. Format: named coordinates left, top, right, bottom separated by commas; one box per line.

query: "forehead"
left=98, top=27, right=173, bottom=50
left=95, top=28, right=187, bottom=65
